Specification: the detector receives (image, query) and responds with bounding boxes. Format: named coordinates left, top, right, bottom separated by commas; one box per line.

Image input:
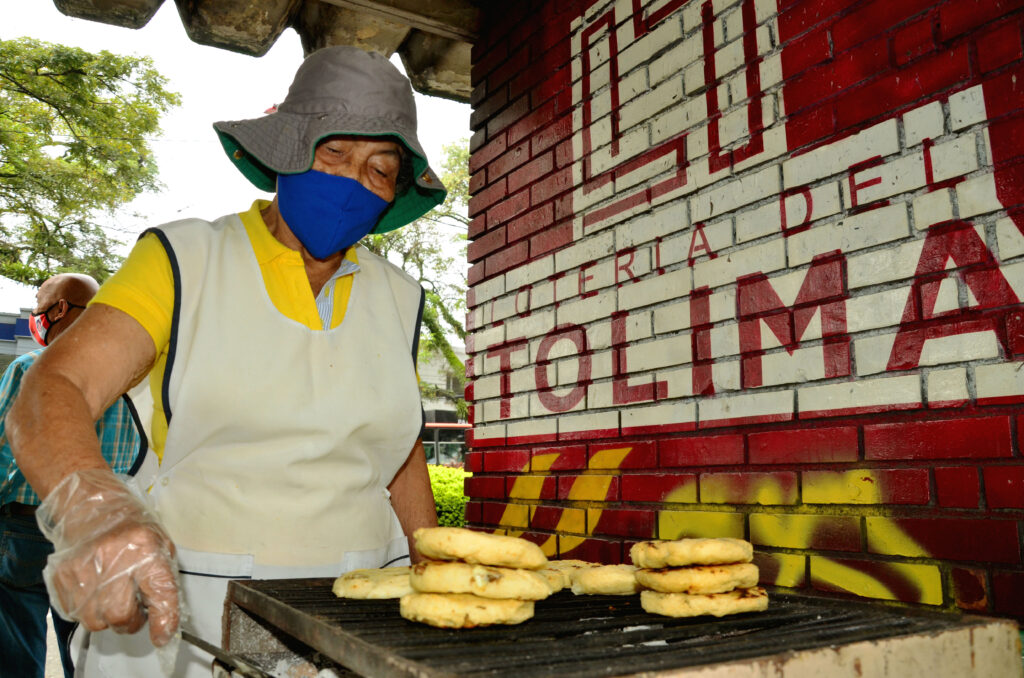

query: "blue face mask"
left=277, top=169, right=390, bottom=259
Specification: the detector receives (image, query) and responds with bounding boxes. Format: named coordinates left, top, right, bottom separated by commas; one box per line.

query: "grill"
left=221, top=578, right=1019, bottom=677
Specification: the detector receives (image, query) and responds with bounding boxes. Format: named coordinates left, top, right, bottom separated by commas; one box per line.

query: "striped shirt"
left=0, top=349, right=143, bottom=506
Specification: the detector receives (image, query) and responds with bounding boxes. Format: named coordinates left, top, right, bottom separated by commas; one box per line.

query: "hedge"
left=428, top=464, right=470, bottom=528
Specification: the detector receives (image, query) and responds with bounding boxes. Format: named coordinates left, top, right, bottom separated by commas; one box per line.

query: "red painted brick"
left=464, top=475, right=506, bottom=499
left=811, top=556, right=937, bottom=604
left=508, top=152, right=554, bottom=194
left=467, top=225, right=507, bottom=262
left=471, top=38, right=507, bottom=82
left=469, top=133, right=508, bottom=174
left=470, top=86, right=510, bottom=131
left=469, top=170, right=487, bottom=196
left=590, top=508, right=656, bottom=539
left=982, top=63, right=1024, bottom=119
left=468, top=215, right=487, bottom=239
left=864, top=416, right=1013, bottom=460
left=533, top=444, right=587, bottom=470
left=508, top=203, right=554, bottom=243
left=778, top=0, right=860, bottom=43
left=978, top=20, right=1024, bottom=74
left=482, top=448, right=531, bottom=472
left=701, top=471, right=799, bottom=504
left=555, top=138, right=574, bottom=169
left=834, top=45, right=970, bottom=131
left=508, top=97, right=557, bottom=145
left=939, top=0, right=1024, bottom=42
left=589, top=441, right=657, bottom=469
left=486, top=95, right=531, bottom=139
left=485, top=239, right=529, bottom=277
left=530, top=167, right=573, bottom=205
left=983, top=466, right=1024, bottom=508
left=532, top=115, right=572, bottom=155
left=554, top=193, right=574, bottom=221
left=557, top=475, right=620, bottom=501
left=530, top=221, right=573, bottom=257
left=748, top=426, right=859, bottom=464
left=464, top=451, right=483, bottom=473
left=804, top=468, right=930, bottom=504
left=781, top=28, right=832, bottom=75
left=479, top=501, right=509, bottom=525
left=951, top=567, right=989, bottom=612
left=467, top=262, right=485, bottom=286
left=992, top=569, right=1024, bottom=616
left=832, top=0, right=934, bottom=52
left=754, top=552, right=808, bottom=588
left=507, top=474, right=557, bottom=500
left=488, top=140, right=531, bottom=180
left=621, top=473, right=698, bottom=502
left=660, top=434, right=745, bottom=466
left=469, top=128, right=486, bottom=153
left=892, top=16, right=936, bottom=66
left=464, top=500, right=482, bottom=524
left=870, top=517, right=1021, bottom=564
left=750, top=513, right=862, bottom=551
left=934, top=466, right=980, bottom=508
left=468, top=178, right=507, bottom=218
left=488, top=45, right=531, bottom=93
left=530, top=505, right=572, bottom=531
left=558, top=537, right=623, bottom=564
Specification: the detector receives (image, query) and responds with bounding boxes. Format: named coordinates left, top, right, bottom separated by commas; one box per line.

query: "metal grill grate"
left=225, top=578, right=968, bottom=678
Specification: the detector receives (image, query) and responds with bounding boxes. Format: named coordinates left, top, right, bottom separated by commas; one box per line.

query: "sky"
left=2, top=2, right=471, bottom=251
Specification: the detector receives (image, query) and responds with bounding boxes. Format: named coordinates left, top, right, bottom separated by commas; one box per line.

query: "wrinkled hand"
left=37, top=469, right=180, bottom=646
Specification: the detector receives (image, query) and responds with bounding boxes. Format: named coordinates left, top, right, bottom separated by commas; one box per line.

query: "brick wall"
left=464, top=0, right=1024, bottom=619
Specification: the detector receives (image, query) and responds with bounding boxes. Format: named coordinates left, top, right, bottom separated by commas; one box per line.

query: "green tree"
left=367, top=139, right=469, bottom=417
left=0, top=37, right=180, bottom=284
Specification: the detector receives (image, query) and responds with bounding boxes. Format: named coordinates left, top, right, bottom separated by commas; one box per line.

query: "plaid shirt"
left=0, top=349, right=142, bottom=506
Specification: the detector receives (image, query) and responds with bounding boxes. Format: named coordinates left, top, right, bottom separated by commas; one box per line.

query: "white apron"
left=75, top=212, right=424, bottom=677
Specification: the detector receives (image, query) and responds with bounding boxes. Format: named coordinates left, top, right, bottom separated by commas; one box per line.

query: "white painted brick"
left=614, top=246, right=653, bottom=284
left=705, top=218, right=735, bottom=253
left=558, top=410, right=619, bottom=435
left=694, top=237, right=787, bottom=289
left=756, top=345, right=829, bottom=386
left=619, top=268, right=693, bottom=310
left=587, top=380, right=615, bottom=409
left=616, top=201, right=690, bottom=249
left=482, top=394, right=529, bottom=421
left=531, top=332, right=581, bottom=362
left=933, top=277, right=960, bottom=315
left=976, top=362, right=1024, bottom=401
left=622, top=400, right=697, bottom=431
left=957, top=172, right=1002, bottom=219
left=657, top=232, right=693, bottom=269
left=996, top=259, right=1024, bottom=301
left=471, top=374, right=502, bottom=400
left=528, top=279, right=556, bottom=309
left=913, top=189, right=955, bottom=230
left=754, top=0, right=777, bottom=23
left=553, top=273, right=580, bottom=304
left=471, top=275, right=506, bottom=306
left=472, top=423, right=506, bottom=443
left=996, top=217, right=1024, bottom=261
left=712, top=359, right=743, bottom=391
left=530, top=389, right=586, bottom=416
left=651, top=95, right=707, bottom=143
left=590, top=125, right=650, bottom=177
left=683, top=59, right=706, bottom=96
left=691, top=165, right=782, bottom=221
left=715, top=36, right=747, bottom=79
left=682, top=0, right=703, bottom=32
left=618, top=68, right=649, bottom=106
left=505, top=254, right=554, bottom=288
left=783, top=118, right=899, bottom=189
left=709, top=323, right=740, bottom=359
left=927, top=367, right=969, bottom=405
left=760, top=52, right=782, bottom=89
left=588, top=312, right=652, bottom=351
left=929, top=135, right=979, bottom=183
left=788, top=203, right=910, bottom=267
left=846, top=286, right=911, bottom=333
left=480, top=340, right=531, bottom=375
left=466, top=306, right=484, bottom=333
left=487, top=295, right=518, bottom=324
left=734, top=201, right=780, bottom=244
left=846, top=236, right=926, bottom=290
left=949, top=84, right=986, bottom=131
left=903, top=100, right=944, bottom=148
left=654, top=300, right=691, bottom=333
left=470, top=324, right=506, bottom=355
left=556, top=230, right=615, bottom=273
left=797, top=374, right=921, bottom=414
left=571, top=165, right=616, bottom=218
left=614, top=146, right=685, bottom=195
left=624, top=335, right=693, bottom=372
left=840, top=153, right=922, bottom=209
left=509, top=365, right=535, bottom=393
left=557, top=349, right=613, bottom=384
left=505, top=417, right=556, bottom=442
left=503, top=308, right=556, bottom=342
left=651, top=34, right=701, bottom=86
left=558, top=289, right=617, bottom=325
left=699, top=389, right=794, bottom=424
left=618, top=9, right=684, bottom=74
left=722, top=5, right=744, bottom=41
left=577, top=258, right=617, bottom=296
left=709, top=288, right=737, bottom=323
left=852, top=332, right=898, bottom=376
left=733, top=121, right=789, bottom=174
left=620, top=79, right=683, bottom=132
left=660, top=366, right=695, bottom=398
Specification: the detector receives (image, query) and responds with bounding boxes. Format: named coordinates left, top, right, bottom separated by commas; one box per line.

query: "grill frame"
left=223, top=578, right=983, bottom=678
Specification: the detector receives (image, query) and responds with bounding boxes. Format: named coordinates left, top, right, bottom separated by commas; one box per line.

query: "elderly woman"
left=7, top=46, right=446, bottom=676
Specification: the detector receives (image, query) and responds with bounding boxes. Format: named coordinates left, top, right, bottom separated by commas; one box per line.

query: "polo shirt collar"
left=239, top=199, right=361, bottom=270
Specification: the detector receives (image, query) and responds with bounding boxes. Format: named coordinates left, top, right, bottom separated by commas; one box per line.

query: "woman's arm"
left=387, top=438, right=438, bottom=562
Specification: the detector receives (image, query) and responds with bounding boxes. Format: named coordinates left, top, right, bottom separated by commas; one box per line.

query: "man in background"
left=0, top=273, right=143, bottom=678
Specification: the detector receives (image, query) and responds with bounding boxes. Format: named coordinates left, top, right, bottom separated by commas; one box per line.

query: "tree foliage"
left=0, top=37, right=179, bottom=284
left=367, top=139, right=470, bottom=417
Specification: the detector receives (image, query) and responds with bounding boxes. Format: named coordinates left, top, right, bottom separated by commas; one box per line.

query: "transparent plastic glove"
left=36, top=468, right=181, bottom=647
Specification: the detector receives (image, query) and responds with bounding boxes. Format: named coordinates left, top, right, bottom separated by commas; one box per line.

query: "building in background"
left=419, top=344, right=469, bottom=466
left=0, top=276, right=38, bottom=372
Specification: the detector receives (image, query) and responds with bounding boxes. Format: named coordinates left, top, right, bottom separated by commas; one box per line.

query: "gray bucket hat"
left=213, top=46, right=446, bottom=234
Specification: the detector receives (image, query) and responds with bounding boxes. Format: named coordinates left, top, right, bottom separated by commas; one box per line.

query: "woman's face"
left=312, top=135, right=402, bottom=203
